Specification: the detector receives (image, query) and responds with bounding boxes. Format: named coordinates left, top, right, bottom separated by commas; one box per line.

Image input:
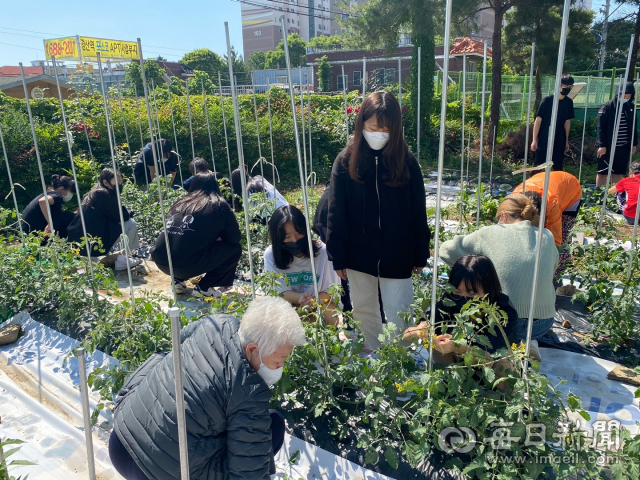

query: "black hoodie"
left=595, top=98, right=638, bottom=152
left=326, top=147, right=431, bottom=279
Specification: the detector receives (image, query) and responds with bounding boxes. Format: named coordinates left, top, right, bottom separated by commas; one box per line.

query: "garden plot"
left=0, top=311, right=396, bottom=480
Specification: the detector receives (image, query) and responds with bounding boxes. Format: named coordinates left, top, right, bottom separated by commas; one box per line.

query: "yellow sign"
left=43, top=36, right=140, bottom=60
left=44, top=37, right=78, bottom=59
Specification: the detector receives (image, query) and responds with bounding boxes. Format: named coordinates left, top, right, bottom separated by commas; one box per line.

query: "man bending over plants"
left=403, top=255, right=519, bottom=391
left=108, top=296, right=306, bottom=479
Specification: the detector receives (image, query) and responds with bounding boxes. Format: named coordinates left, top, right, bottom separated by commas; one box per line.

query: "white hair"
left=238, top=296, right=306, bottom=357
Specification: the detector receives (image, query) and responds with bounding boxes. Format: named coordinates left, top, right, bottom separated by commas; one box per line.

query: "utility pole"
left=598, top=0, right=611, bottom=75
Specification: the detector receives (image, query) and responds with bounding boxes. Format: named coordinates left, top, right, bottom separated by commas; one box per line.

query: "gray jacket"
left=113, top=314, right=273, bottom=480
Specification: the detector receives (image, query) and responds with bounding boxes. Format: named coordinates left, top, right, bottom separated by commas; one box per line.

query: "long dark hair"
left=345, top=91, right=409, bottom=187
left=49, top=174, right=75, bottom=192
left=82, top=168, right=119, bottom=206
left=171, top=173, right=225, bottom=216
left=448, top=255, right=503, bottom=304
left=269, top=205, right=319, bottom=269
left=231, top=168, right=250, bottom=198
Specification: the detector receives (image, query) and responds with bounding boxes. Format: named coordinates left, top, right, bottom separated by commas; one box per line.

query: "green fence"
left=436, top=71, right=624, bottom=122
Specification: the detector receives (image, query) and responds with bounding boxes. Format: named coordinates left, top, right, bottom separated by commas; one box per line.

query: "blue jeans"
left=517, top=317, right=554, bottom=341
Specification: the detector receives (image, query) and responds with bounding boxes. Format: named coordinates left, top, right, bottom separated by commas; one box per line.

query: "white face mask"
left=256, top=350, right=283, bottom=386
left=362, top=129, right=390, bottom=150
left=62, top=192, right=73, bottom=202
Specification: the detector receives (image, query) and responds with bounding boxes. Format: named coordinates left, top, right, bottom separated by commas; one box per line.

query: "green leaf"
left=384, top=447, right=399, bottom=470
left=364, top=449, right=379, bottom=465
left=288, top=450, right=300, bottom=465
left=482, top=366, right=495, bottom=384
left=578, top=410, right=591, bottom=421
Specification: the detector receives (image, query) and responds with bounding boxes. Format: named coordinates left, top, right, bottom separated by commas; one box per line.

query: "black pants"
left=535, top=141, right=565, bottom=171
left=157, top=242, right=242, bottom=290
left=597, top=145, right=631, bottom=176
left=108, top=410, right=286, bottom=479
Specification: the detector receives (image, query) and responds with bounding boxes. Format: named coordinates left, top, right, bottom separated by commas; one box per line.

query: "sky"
left=0, top=0, right=244, bottom=66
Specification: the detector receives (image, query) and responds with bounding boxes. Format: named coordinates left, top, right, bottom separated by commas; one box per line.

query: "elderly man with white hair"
left=108, top=296, right=306, bottom=480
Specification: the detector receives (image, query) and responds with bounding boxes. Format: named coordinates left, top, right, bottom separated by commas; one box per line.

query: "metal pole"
left=97, top=54, right=136, bottom=300
left=461, top=53, right=466, bottom=187
left=266, top=78, right=276, bottom=186
left=251, top=78, right=263, bottom=179
left=0, top=124, right=25, bottom=246
left=299, top=67, right=308, bottom=187
left=203, top=78, right=218, bottom=174
left=115, top=80, right=133, bottom=172
left=523, top=0, right=572, bottom=377
left=627, top=72, right=639, bottom=174
left=75, top=348, right=96, bottom=480
left=167, top=79, right=185, bottom=185
left=599, top=0, right=610, bottom=75
left=466, top=127, right=471, bottom=186
left=185, top=78, right=196, bottom=161
left=168, top=307, right=190, bottom=480
left=417, top=47, right=422, bottom=161
left=627, top=180, right=640, bottom=281
left=578, top=76, right=591, bottom=183
left=51, top=55, right=95, bottom=282
left=137, top=41, right=178, bottom=303
left=225, top=23, right=256, bottom=297
left=428, top=0, right=453, bottom=376
left=281, top=16, right=319, bottom=301
left=476, top=43, right=488, bottom=226
left=342, top=64, right=348, bottom=144
left=362, top=57, right=366, bottom=100
left=151, top=81, right=167, bottom=180
left=398, top=57, right=402, bottom=111
left=218, top=72, right=235, bottom=210
left=489, top=126, right=496, bottom=190
left=307, top=83, right=313, bottom=187
left=19, top=63, right=55, bottom=234
left=522, top=43, right=536, bottom=191
left=599, top=36, right=635, bottom=231
left=133, top=84, right=150, bottom=189
left=73, top=83, right=96, bottom=173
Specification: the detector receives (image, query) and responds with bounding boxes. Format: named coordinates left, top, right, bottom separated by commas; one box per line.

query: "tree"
left=180, top=48, right=225, bottom=78
left=156, top=55, right=167, bottom=61
left=125, top=60, right=166, bottom=95
left=248, top=51, right=267, bottom=71
left=339, top=0, right=443, bottom=157
left=264, top=34, right=308, bottom=69
left=454, top=0, right=525, bottom=136
left=308, top=35, right=343, bottom=49
left=592, top=16, right=637, bottom=76
left=503, top=0, right=596, bottom=103
left=318, top=56, right=332, bottom=91
left=188, top=70, right=217, bottom=95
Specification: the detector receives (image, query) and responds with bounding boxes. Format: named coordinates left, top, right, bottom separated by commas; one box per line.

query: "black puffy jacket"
left=113, top=315, right=273, bottom=480
left=326, top=147, right=431, bottom=279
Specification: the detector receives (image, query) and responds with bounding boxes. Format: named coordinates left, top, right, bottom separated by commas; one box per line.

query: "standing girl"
left=327, top=91, right=431, bottom=349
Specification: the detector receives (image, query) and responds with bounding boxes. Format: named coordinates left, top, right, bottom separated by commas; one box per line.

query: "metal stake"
left=76, top=348, right=96, bottom=480
left=133, top=84, right=150, bottom=188
left=203, top=78, right=218, bottom=174
left=0, top=124, right=25, bottom=246
left=115, top=80, right=133, bottom=175
left=417, top=46, right=422, bottom=162
left=307, top=84, right=313, bottom=188
left=299, top=68, right=308, bottom=188
left=578, top=76, right=590, bottom=183
left=185, top=78, right=196, bottom=162
left=218, top=72, right=235, bottom=210
left=523, top=0, right=572, bottom=377
left=225, top=23, right=256, bottom=297
left=476, top=43, right=488, bottom=226
left=168, top=307, right=189, bottom=480
left=266, top=77, right=276, bottom=185
left=167, top=79, right=185, bottom=186
left=522, top=43, right=536, bottom=191
left=461, top=53, right=466, bottom=187
left=251, top=78, right=264, bottom=180
left=342, top=64, right=348, bottom=144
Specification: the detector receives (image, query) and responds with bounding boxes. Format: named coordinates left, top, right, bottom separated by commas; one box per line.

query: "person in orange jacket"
left=513, top=171, right=582, bottom=247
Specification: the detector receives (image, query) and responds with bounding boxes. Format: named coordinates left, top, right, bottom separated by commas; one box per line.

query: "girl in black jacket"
left=151, top=172, right=242, bottom=297
left=67, top=168, right=141, bottom=270
left=326, top=91, right=431, bottom=350
left=21, top=174, right=75, bottom=237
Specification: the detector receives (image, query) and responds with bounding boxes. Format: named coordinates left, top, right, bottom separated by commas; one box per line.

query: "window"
left=341, top=13, right=349, bottom=19
left=385, top=68, right=395, bottom=84
left=468, top=61, right=477, bottom=73
left=334, top=29, right=338, bottom=34
left=276, top=76, right=287, bottom=83
left=353, top=70, right=362, bottom=86
left=337, top=74, right=347, bottom=91
left=287, top=18, right=290, bottom=23
left=374, top=68, right=385, bottom=85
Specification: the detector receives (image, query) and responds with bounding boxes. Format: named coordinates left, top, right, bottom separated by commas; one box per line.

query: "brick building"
left=305, top=37, right=491, bottom=93
left=0, top=75, right=73, bottom=100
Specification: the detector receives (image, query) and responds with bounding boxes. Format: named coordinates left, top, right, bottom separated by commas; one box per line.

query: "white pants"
left=347, top=269, right=414, bottom=350
left=110, top=219, right=140, bottom=253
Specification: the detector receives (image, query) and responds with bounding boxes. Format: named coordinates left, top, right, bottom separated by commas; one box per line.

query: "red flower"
left=346, top=106, right=353, bottom=114
left=402, top=106, right=407, bottom=112
left=451, top=133, right=455, bottom=137
left=355, top=107, right=360, bottom=113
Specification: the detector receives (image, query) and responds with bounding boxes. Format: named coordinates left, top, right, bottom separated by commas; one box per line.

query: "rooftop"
left=0, top=65, right=44, bottom=76
left=450, top=37, right=492, bottom=57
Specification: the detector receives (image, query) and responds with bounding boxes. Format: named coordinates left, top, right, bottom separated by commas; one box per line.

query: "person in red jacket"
left=513, top=171, right=582, bottom=247
left=609, top=161, right=640, bottom=225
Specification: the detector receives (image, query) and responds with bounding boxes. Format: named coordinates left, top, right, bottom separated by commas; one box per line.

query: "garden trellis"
left=2, top=17, right=640, bottom=480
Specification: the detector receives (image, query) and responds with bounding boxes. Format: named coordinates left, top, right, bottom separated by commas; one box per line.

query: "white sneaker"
left=114, top=255, right=142, bottom=271
left=174, top=280, right=189, bottom=294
